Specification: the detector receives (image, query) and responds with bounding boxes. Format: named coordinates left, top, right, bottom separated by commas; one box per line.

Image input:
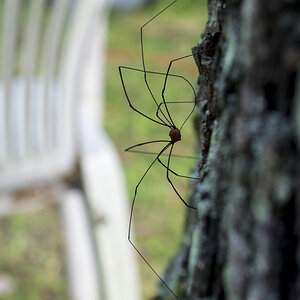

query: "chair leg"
left=59, top=189, right=101, bottom=300
left=79, top=130, right=141, bottom=300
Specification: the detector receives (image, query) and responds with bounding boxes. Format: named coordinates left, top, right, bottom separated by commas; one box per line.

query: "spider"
left=118, top=0, right=204, bottom=298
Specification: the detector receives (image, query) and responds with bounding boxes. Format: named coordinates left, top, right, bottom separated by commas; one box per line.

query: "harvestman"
left=119, top=0, right=203, bottom=299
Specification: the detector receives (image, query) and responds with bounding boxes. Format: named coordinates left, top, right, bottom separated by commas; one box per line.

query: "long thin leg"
left=156, top=99, right=207, bottom=122
left=119, top=66, right=196, bottom=128
left=126, top=142, right=200, bottom=179
left=119, top=66, right=195, bottom=86
left=162, top=55, right=195, bottom=98
left=157, top=157, right=199, bottom=180
left=161, top=55, right=198, bottom=130
left=166, top=143, right=197, bottom=209
left=119, top=66, right=170, bottom=127
left=140, top=0, right=179, bottom=128
left=126, top=149, right=199, bottom=160
left=128, top=142, right=182, bottom=300
left=161, top=54, right=198, bottom=131
left=119, top=66, right=195, bottom=97
left=180, top=101, right=197, bottom=131
left=161, top=55, right=194, bottom=126
left=125, top=139, right=170, bottom=152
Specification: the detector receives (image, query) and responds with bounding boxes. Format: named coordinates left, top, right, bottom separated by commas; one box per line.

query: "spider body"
left=169, top=127, right=181, bottom=143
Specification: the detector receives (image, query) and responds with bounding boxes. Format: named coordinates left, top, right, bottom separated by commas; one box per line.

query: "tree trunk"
left=154, top=0, right=300, bottom=299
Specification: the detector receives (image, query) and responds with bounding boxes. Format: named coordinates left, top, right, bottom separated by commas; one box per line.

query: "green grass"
left=105, top=1, right=207, bottom=298
left=0, top=206, right=67, bottom=300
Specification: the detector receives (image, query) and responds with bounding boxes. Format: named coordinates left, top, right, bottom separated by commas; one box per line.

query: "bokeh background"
left=0, top=0, right=207, bottom=299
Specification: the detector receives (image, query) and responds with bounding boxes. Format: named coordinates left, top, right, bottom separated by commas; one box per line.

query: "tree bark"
left=154, top=0, right=300, bottom=299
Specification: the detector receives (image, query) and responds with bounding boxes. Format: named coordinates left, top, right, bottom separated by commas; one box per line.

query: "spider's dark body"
left=169, top=127, right=181, bottom=143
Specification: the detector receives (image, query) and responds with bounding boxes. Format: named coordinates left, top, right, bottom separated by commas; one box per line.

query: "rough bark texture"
left=154, top=0, right=300, bottom=299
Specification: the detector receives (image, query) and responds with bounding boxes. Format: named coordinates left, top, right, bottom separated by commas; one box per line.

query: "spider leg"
left=119, top=66, right=192, bottom=128
left=126, top=149, right=198, bottom=160
left=119, top=66, right=170, bottom=127
left=128, top=142, right=181, bottom=300
left=125, top=139, right=170, bottom=152
left=127, top=141, right=200, bottom=179
left=119, top=65, right=198, bottom=127
left=166, top=143, right=197, bottom=209
left=161, top=54, right=198, bottom=131
left=140, top=0, right=179, bottom=128
left=156, top=99, right=207, bottom=122
left=157, top=156, right=199, bottom=180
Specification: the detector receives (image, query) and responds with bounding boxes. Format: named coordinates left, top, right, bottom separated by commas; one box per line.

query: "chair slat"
left=0, top=85, right=5, bottom=163
left=40, top=0, right=69, bottom=152
left=24, top=0, right=45, bottom=155
left=10, top=79, right=26, bottom=158
left=3, top=0, right=20, bottom=159
left=57, top=0, right=102, bottom=162
left=31, top=79, right=44, bottom=154
left=0, top=2, right=4, bottom=163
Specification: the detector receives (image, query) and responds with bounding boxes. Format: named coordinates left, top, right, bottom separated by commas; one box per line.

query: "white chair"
left=0, top=0, right=140, bottom=299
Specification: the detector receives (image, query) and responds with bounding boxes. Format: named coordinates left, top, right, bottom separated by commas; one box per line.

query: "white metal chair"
left=0, top=0, right=140, bottom=299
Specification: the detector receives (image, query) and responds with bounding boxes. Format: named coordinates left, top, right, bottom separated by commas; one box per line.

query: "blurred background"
left=0, top=0, right=207, bottom=299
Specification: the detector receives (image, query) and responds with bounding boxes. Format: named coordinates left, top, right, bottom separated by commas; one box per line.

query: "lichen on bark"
left=154, top=0, right=300, bottom=299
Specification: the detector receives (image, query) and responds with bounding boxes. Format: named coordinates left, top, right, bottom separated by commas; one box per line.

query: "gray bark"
left=154, top=0, right=300, bottom=299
